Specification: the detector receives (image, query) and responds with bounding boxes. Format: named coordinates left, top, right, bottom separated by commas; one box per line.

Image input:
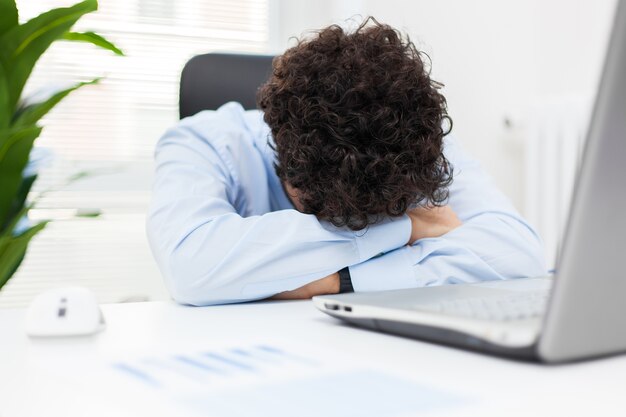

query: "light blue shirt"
left=147, top=102, right=546, bottom=306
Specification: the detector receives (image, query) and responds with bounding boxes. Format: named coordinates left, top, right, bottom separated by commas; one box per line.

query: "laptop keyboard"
left=414, top=291, right=550, bottom=321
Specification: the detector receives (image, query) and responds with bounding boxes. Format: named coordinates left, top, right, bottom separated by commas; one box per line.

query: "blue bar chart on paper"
left=108, top=343, right=467, bottom=417
left=111, top=344, right=316, bottom=389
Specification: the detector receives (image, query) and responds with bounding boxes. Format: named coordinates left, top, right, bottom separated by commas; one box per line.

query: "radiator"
left=524, top=95, right=592, bottom=269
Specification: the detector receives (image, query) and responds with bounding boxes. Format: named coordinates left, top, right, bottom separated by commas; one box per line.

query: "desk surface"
left=1, top=300, right=625, bottom=417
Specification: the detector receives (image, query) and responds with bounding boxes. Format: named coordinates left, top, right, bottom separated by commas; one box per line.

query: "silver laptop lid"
left=538, top=0, right=626, bottom=362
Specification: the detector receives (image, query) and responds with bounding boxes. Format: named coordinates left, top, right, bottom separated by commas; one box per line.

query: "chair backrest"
left=179, top=53, right=275, bottom=119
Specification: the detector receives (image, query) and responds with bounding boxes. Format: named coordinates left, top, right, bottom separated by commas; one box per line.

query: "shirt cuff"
left=349, top=245, right=416, bottom=292
left=353, top=215, right=411, bottom=262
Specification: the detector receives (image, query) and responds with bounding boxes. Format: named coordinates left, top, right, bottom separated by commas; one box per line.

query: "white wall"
left=272, top=0, right=616, bottom=212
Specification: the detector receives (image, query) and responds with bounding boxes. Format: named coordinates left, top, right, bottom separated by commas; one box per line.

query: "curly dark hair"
left=257, top=17, right=453, bottom=230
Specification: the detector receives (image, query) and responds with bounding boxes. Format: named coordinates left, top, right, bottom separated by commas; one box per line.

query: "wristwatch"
left=338, top=267, right=354, bottom=293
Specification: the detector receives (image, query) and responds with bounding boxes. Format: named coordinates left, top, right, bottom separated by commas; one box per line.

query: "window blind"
left=0, top=0, right=270, bottom=308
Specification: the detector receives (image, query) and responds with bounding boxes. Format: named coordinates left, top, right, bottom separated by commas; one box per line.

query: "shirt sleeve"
left=146, top=103, right=411, bottom=306
left=348, top=137, right=547, bottom=292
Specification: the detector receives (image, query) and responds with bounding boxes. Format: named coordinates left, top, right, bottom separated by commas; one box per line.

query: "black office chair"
left=179, top=53, right=275, bottom=119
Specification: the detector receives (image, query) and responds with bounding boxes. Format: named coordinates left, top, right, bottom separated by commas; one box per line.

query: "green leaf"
left=4, top=174, right=37, bottom=231
left=13, top=78, right=100, bottom=128
left=68, top=170, right=91, bottom=182
left=75, top=208, right=101, bottom=218
left=3, top=201, right=34, bottom=241
left=0, top=126, right=42, bottom=231
left=0, top=0, right=18, bottom=36
left=0, top=221, right=47, bottom=291
left=0, top=0, right=98, bottom=113
left=62, top=31, right=124, bottom=56
left=0, top=58, right=9, bottom=130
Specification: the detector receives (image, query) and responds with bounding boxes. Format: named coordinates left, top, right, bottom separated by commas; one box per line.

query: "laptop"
left=313, top=0, right=626, bottom=363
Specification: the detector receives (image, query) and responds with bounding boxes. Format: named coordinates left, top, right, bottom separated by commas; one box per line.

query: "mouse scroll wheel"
left=58, top=297, right=68, bottom=317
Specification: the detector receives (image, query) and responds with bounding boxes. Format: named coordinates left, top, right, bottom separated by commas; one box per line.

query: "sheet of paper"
left=100, top=340, right=469, bottom=417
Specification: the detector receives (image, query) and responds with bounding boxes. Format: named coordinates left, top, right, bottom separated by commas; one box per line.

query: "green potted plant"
left=0, top=0, right=123, bottom=290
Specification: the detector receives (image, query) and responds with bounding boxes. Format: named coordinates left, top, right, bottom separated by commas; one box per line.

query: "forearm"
left=148, top=208, right=409, bottom=305
left=348, top=212, right=546, bottom=292
left=271, top=272, right=340, bottom=300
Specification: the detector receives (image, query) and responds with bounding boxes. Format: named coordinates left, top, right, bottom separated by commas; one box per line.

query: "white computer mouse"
left=25, top=287, right=106, bottom=337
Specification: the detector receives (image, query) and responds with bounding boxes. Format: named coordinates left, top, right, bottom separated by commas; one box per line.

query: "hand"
left=271, top=272, right=340, bottom=300
left=407, top=205, right=462, bottom=245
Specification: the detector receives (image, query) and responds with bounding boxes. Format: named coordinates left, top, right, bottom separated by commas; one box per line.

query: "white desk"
left=1, top=300, right=624, bottom=417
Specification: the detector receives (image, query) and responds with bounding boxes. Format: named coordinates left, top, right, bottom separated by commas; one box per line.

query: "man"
left=147, top=19, right=546, bottom=306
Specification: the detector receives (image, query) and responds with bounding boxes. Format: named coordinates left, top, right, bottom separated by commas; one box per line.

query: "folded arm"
left=271, top=205, right=464, bottom=299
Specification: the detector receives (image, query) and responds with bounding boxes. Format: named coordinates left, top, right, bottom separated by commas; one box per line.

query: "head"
left=257, top=18, right=452, bottom=230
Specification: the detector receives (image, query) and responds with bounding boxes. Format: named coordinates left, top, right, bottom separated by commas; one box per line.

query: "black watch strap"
left=338, top=267, right=354, bottom=293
